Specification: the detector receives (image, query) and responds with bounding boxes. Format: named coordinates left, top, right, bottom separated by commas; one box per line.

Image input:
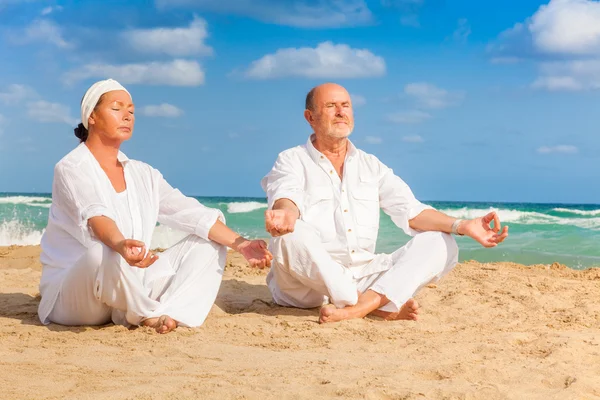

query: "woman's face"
left=88, top=90, right=134, bottom=144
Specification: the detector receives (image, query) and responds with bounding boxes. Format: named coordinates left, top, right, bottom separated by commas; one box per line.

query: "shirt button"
left=344, top=209, right=348, bottom=212
left=329, top=170, right=333, bottom=174
left=348, top=229, right=352, bottom=232
left=320, top=156, right=324, bottom=159
left=351, top=250, right=355, bottom=253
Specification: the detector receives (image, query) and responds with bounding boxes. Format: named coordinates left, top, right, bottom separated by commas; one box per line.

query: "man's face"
left=309, top=85, right=354, bottom=139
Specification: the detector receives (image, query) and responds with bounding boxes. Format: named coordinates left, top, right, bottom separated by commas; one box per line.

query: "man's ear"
left=303, top=109, right=313, bottom=125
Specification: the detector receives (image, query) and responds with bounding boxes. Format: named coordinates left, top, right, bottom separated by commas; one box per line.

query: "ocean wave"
left=552, top=208, right=600, bottom=216
left=0, top=196, right=52, bottom=208
left=0, top=220, right=44, bottom=246
left=438, top=207, right=600, bottom=230
left=224, top=201, right=267, bottom=214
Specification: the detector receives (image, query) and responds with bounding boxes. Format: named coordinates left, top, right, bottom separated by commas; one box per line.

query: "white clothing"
left=39, top=143, right=225, bottom=326
left=48, top=235, right=226, bottom=327
left=267, top=221, right=458, bottom=311
left=261, top=135, right=456, bottom=310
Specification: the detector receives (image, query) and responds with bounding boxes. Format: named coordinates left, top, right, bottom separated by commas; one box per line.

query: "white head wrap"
left=80, top=79, right=130, bottom=129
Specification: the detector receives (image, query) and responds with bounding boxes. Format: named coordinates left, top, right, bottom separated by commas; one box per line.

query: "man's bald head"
left=305, top=83, right=349, bottom=111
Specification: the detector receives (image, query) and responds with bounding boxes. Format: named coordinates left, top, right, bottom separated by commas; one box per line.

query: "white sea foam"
left=552, top=208, right=600, bottom=216
left=438, top=207, right=600, bottom=230
left=0, top=196, right=52, bottom=208
left=225, top=201, right=267, bottom=214
left=0, top=220, right=44, bottom=246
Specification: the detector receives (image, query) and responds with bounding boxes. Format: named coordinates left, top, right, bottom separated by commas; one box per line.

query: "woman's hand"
left=236, top=239, right=273, bottom=269
left=116, top=239, right=159, bottom=268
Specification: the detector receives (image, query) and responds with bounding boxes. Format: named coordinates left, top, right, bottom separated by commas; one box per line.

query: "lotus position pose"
left=262, top=83, right=508, bottom=324
left=39, top=79, right=272, bottom=333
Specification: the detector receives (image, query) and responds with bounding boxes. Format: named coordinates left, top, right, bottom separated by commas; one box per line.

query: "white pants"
left=48, top=235, right=226, bottom=327
left=267, top=222, right=459, bottom=312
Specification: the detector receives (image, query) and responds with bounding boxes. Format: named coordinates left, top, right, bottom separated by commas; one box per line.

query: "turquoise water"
left=1, top=193, right=599, bottom=269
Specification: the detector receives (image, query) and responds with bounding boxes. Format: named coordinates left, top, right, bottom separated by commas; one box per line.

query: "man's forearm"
left=408, top=209, right=461, bottom=234
left=272, top=198, right=300, bottom=218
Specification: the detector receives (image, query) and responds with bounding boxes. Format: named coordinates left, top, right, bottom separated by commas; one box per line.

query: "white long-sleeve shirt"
left=261, top=134, right=432, bottom=279
left=39, top=143, right=224, bottom=324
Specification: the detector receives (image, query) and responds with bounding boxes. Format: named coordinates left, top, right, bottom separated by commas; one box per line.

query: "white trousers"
left=267, top=221, right=459, bottom=312
left=48, top=235, right=226, bottom=327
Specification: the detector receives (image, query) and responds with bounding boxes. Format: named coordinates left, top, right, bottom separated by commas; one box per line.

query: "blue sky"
left=0, top=0, right=599, bottom=204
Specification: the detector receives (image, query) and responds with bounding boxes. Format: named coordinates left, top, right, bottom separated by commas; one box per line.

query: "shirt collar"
left=306, top=133, right=358, bottom=164
left=117, top=151, right=130, bottom=164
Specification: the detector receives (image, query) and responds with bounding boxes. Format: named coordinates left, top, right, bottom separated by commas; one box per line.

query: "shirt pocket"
left=351, top=180, right=380, bottom=250
left=351, top=180, right=380, bottom=228
left=303, top=186, right=336, bottom=242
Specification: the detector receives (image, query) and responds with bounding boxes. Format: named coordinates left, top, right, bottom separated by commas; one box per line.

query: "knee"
left=84, top=241, right=118, bottom=270
left=414, top=231, right=458, bottom=259
left=183, top=235, right=227, bottom=265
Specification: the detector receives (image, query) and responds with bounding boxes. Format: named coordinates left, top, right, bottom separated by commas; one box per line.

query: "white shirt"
left=39, top=143, right=224, bottom=323
left=261, top=135, right=432, bottom=279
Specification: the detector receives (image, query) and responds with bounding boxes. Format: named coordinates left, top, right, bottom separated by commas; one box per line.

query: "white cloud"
left=41, top=5, right=63, bottom=15
left=402, top=134, right=424, bottom=143
left=14, top=19, right=72, bottom=48
left=351, top=94, right=366, bottom=106
left=125, top=16, right=212, bottom=57
left=452, top=18, right=471, bottom=43
left=537, top=145, right=578, bottom=154
left=529, top=0, right=600, bottom=56
left=533, top=60, right=600, bottom=91
left=140, top=103, right=184, bottom=117
left=64, top=60, right=205, bottom=86
left=491, top=0, right=600, bottom=91
left=387, top=110, right=431, bottom=124
left=532, top=75, right=584, bottom=91
left=365, top=136, right=382, bottom=144
left=154, top=0, right=373, bottom=28
left=404, top=82, right=464, bottom=109
left=27, top=100, right=77, bottom=125
left=243, top=41, right=386, bottom=79
left=0, top=84, right=37, bottom=104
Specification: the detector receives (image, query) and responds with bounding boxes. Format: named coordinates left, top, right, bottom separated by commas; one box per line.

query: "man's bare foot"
left=319, top=304, right=349, bottom=324
left=370, top=298, right=420, bottom=321
left=142, top=315, right=177, bottom=334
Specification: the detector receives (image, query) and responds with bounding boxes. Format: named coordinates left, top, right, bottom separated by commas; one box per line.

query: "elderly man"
left=261, top=82, right=508, bottom=324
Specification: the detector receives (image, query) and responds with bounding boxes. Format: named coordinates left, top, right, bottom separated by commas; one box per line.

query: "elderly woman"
left=39, top=79, right=272, bottom=333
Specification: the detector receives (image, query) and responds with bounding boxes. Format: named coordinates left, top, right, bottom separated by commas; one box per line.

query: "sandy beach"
left=1, top=245, right=599, bottom=399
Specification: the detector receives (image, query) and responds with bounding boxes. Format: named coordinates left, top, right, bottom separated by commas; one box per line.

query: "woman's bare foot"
left=369, top=298, right=420, bottom=321
left=142, top=315, right=177, bottom=334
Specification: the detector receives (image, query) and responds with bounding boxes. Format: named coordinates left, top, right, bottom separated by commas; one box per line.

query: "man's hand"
left=459, top=211, right=509, bottom=248
left=265, top=209, right=298, bottom=237
left=236, top=239, right=273, bottom=269
left=116, top=239, right=159, bottom=268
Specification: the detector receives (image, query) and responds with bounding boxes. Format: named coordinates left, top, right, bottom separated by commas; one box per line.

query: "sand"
left=1, top=245, right=600, bottom=399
